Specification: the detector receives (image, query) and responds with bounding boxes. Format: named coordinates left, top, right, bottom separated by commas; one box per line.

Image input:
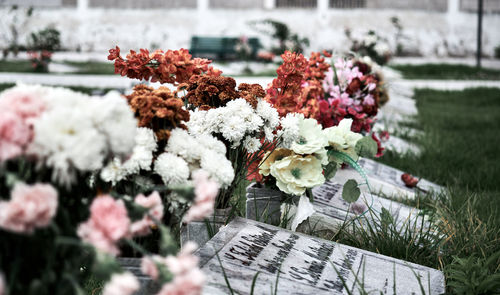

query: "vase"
left=245, top=182, right=283, bottom=226
left=117, top=257, right=161, bottom=294
left=180, top=207, right=233, bottom=247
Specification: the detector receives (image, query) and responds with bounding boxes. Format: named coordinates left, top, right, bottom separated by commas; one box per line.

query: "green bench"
left=190, top=36, right=261, bottom=60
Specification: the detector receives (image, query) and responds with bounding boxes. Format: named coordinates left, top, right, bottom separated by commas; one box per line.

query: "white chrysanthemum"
left=290, top=117, right=328, bottom=155
left=256, top=99, right=279, bottom=129
left=323, top=118, right=362, bottom=158
left=278, top=113, right=301, bottom=149
left=92, top=92, right=137, bottom=155
left=100, top=158, right=129, bottom=185
left=220, top=115, right=248, bottom=145
left=30, top=106, right=107, bottom=185
left=200, top=150, right=235, bottom=188
left=196, top=133, right=227, bottom=155
left=186, top=110, right=209, bottom=135
left=154, top=153, right=190, bottom=185
left=243, top=136, right=262, bottom=153
left=166, top=128, right=203, bottom=163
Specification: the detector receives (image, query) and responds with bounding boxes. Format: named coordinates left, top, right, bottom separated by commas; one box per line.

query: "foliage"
left=249, top=19, right=309, bottom=55
left=28, top=27, right=61, bottom=52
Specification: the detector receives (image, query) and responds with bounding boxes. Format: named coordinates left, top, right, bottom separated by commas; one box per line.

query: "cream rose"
left=290, top=117, right=328, bottom=155
left=323, top=118, right=362, bottom=158
left=270, top=154, right=325, bottom=196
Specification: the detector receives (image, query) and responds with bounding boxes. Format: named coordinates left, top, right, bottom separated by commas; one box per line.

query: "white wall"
left=2, top=6, right=499, bottom=57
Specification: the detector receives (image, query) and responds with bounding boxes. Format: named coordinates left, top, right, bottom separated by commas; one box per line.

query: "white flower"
left=257, top=99, right=279, bottom=126
left=186, top=110, right=209, bottom=135
left=154, top=153, right=190, bottom=185
left=196, top=133, right=227, bottom=155
left=290, top=117, right=328, bottom=155
left=200, top=150, right=235, bottom=188
left=166, top=128, right=202, bottom=163
left=323, top=118, right=363, bottom=158
left=374, top=42, right=390, bottom=55
left=278, top=113, right=301, bottom=149
left=102, top=272, right=139, bottom=295
left=100, top=158, right=129, bottom=185
left=92, top=92, right=137, bottom=155
left=243, top=136, right=262, bottom=153
left=270, top=154, right=325, bottom=195
left=30, top=106, right=107, bottom=185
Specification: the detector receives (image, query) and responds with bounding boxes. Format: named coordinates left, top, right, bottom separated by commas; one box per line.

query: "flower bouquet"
left=346, top=29, right=392, bottom=66
left=0, top=84, right=215, bottom=294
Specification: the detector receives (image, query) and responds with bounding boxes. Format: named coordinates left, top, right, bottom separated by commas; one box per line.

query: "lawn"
left=390, top=63, right=500, bottom=80
left=374, top=88, right=500, bottom=293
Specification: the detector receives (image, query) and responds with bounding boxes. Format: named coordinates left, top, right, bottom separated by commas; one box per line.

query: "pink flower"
left=157, top=242, right=205, bottom=295
left=0, top=183, right=58, bottom=234
left=141, top=255, right=161, bottom=280
left=130, top=191, right=164, bottom=237
left=0, top=89, right=46, bottom=120
left=183, top=171, right=219, bottom=224
left=156, top=268, right=205, bottom=295
left=0, top=111, right=32, bottom=162
left=77, top=195, right=130, bottom=256
left=102, top=272, right=139, bottom=295
left=363, top=94, right=375, bottom=106
left=0, top=272, right=5, bottom=295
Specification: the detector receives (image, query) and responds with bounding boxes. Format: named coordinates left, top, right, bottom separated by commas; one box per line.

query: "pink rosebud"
left=183, top=171, right=219, bottom=224
left=0, top=111, right=32, bottom=162
left=102, top=272, right=139, bottom=295
left=77, top=195, right=130, bottom=256
left=130, top=191, right=164, bottom=237
left=0, top=183, right=58, bottom=234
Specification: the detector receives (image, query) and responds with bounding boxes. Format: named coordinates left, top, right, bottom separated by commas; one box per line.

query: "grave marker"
left=196, top=218, right=445, bottom=294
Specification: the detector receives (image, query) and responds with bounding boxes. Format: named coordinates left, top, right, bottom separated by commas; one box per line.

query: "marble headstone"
left=196, top=218, right=445, bottom=295
left=333, top=158, right=444, bottom=200
left=284, top=179, right=424, bottom=233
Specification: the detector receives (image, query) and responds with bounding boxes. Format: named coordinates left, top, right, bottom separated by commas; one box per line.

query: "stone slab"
left=333, top=158, right=444, bottom=200
left=196, top=218, right=445, bottom=295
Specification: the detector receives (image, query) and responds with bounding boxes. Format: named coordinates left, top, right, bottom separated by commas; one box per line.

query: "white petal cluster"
left=26, top=85, right=137, bottom=186
left=187, top=98, right=278, bottom=149
left=100, top=127, right=157, bottom=184
left=323, top=118, right=363, bottom=158
left=164, top=128, right=234, bottom=188
left=277, top=113, right=302, bottom=149
left=154, top=153, right=190, bottom=185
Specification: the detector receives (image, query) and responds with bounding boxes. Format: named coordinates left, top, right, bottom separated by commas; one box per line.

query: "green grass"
left=390, top=64, right=500, bottom=80
left=374, top=88, right=500, bottom=293
left=0, top=60, right=35, bottom=73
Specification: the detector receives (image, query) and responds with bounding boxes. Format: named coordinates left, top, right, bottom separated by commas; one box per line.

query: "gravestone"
left=334, top=158, right=444, bottom=200
left=283, top=179, right=424, bottom=234
left=196, top=218, right=445, bottom=294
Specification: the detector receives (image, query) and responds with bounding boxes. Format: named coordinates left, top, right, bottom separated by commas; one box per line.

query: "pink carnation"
left=0, top=111, right=32, bottom=162
left=102, top=272, right=139, bottom=295
left=130, top=191, right=164, bottom=237
left=141, top=255, right=162, bottom=280
left=0, top=89, right=46, bottom=120
left=77, top=195, right=130, bottom=256
left=183, top=171, right=219, bottom=224
left=157, top=242, right=205, bottom=295
left=0, top=183, right=58, bottom=234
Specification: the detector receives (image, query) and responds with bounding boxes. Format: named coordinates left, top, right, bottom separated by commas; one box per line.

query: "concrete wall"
left=461, top=0, right=500, bottom=13
left=0, top=0, right=499, bottom=57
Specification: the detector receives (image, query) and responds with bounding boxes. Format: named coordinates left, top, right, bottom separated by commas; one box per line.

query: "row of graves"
left=117, top=65, right=446, bottom=294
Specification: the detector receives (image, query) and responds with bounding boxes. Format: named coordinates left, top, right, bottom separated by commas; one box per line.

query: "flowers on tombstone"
left=0, top=83, right=217, bottom=294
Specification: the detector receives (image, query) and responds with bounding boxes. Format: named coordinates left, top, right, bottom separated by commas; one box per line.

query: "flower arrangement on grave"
left=27, top=50, right=52, bottom=73
left=108, top=47, right=279, bottom=211
left=0, top=84, right=212, bottom=294
left=266, top=50, right=385, bottom=151
left=346, top=29, right=392, bottom=66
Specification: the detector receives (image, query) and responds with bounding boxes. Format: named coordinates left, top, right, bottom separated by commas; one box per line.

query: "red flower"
left=401, top=173, right=419, bottom=188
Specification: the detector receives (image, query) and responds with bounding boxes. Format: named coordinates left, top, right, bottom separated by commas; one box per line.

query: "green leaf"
left=342, top=179, right=360, bottom=203
left=380, top=207, right=394, bottom=225
left=355, top=136, right=378, bottom=158
left=323, top=162, right=338, bottom=180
